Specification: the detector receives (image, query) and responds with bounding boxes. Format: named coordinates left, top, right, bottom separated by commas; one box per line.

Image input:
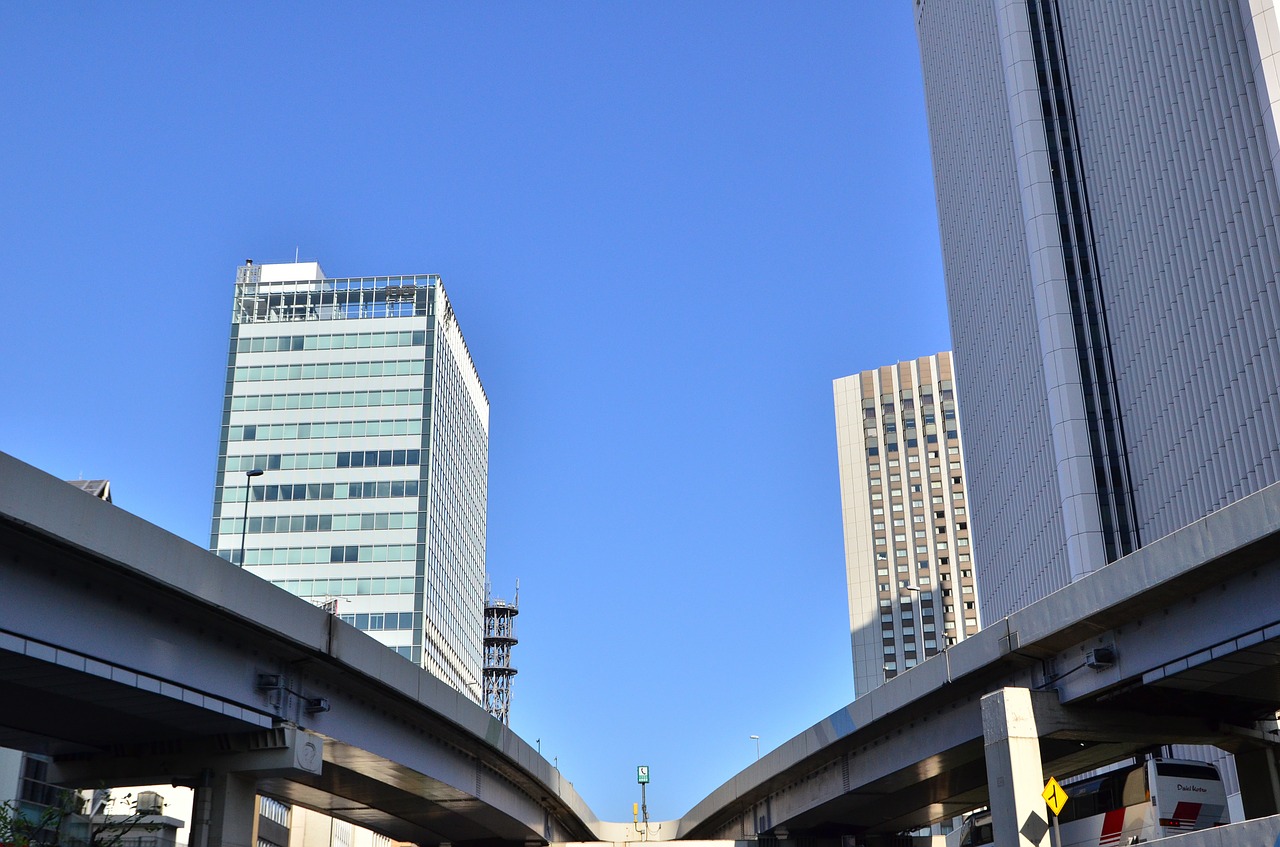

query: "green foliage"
left=0, top=792, right=158, bottom=847
left=0, top=794, right=74, bottom=847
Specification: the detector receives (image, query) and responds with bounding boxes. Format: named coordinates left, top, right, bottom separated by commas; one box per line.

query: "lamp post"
left=900, top=583, right=951, bottom=682
left=238, top=468, right=264, bottom=566
left=901, top=588, right=921, bottom=680
left=750, top=735, right=761, bottom=761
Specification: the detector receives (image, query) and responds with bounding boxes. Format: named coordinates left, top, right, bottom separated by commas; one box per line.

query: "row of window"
left=238, top=296, right=422, bottom=324
left=873, top=509, right=967, bottom=527
left=235, top=329, right=427, bottom=354
left=877, top=565, right=973, bottom=580
left=877, top=548, right=972, bottom=561
left=870, top=492, right=965, bottom=519
left=872, top=468, right=953, bottom=483
left=222, top=479, right=420, bottom=503
left=230, top=389, right=426, bottom=412
left=874, top=535, right=970, bottom=547
left=233, top=358, right=426, bottom=383
left=879, top=583, right=976, bottom=600
left=225, top=449, right=422, bottom=472
left=870, top=450, right=959, bottom=469
left=868, top=382, right=954, bottom=404
left=229, top=418, right=422, bottom=442
left=259, top=797, right=290, bottom=827
left=871, top=415, right=956, bottom=436
left=220, top=512, right=419, bottom=536
left=867, top=434, right=958, bottom=454
left=280, top=575, right=420, bottom=597
left=219, top=543, right=419, bottom=566
left=882, top=615, right=949, bottom=629
left=876, top=549, right=973, bottom=566
left=871, top=485, right=965, bottom=500
left=880, top=596, right=977, bottom=622
left=339, top=611, right=420, bottom=632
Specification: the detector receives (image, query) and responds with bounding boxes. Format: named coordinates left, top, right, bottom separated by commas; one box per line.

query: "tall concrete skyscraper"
left=209, top=260, right=489, bottom=699
left=834, top=352, right=980, bottom=698
left=915, top=1, right=1280, bottom=620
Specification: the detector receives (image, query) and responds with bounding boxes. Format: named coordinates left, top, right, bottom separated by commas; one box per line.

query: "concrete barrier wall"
left=1148, top=814, right=1280, bottom=847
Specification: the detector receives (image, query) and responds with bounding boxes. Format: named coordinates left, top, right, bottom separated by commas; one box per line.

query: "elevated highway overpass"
left=678, top=478, right=1280, bottom=844
left=2, top=449, right=1279, bottom=847
left=0, top=452, right=607, bottom=847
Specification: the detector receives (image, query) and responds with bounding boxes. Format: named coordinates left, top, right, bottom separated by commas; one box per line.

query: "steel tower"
left=482, top=585, right=518, bottom=725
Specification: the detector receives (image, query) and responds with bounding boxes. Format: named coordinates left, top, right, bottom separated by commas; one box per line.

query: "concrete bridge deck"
left=2, top=450, right=1279, bottom=846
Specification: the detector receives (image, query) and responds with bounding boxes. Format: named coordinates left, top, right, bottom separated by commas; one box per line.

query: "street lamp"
left=238, top=468, right=264, bottom=566
left=750, top=734, right=760, bottom=761
left=900, top=583, right=951, bottom=682
left=901, top=588, right=921, bottom=675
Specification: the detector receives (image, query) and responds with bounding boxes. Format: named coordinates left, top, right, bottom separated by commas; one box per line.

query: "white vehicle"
left=951, top=758, right=1227, bottom=847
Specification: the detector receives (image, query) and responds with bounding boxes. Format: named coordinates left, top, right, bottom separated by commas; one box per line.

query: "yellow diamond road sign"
left=1042, top=777, right=1068, bottom=817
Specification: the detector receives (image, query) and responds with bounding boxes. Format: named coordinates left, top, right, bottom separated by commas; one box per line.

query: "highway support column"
left=981, top=687, right=1048, bottom=847
left=1236, top=745, right=1280, bottom=818
left=189, top=770, right=258, bottom=847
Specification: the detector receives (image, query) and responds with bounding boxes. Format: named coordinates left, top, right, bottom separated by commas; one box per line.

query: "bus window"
left=1118, top=766, right=1148, bottom=808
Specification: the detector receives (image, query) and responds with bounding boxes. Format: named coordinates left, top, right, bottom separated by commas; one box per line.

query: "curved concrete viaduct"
left=678, top=480, right=1280, bottom=843
left=3, top=449, right=1280, bottom=847
left=0, top=452, right=602, bottom=847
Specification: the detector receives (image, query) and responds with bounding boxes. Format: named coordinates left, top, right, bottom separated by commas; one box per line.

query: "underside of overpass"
left=0, top=452, right=599, bottom=847
left=679, top=482, right=1280, bottom=842
left=3, top=451, right=1280, bottom=846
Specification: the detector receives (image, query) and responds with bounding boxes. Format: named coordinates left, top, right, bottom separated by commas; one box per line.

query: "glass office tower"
left=209, top=260, right=488, bottom=699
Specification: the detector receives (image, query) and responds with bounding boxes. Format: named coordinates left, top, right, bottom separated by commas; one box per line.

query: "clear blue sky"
left=0, top=3, right=948, bottom=823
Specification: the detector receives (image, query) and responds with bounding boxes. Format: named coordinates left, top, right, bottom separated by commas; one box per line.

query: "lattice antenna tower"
left=483, top=580, right=519, bottom=725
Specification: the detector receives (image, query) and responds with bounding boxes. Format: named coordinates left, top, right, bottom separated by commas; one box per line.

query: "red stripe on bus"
left=1099, top=808, right=1126, bottom=844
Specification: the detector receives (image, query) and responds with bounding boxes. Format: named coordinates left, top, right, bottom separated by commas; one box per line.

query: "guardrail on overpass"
left=676, top=480, right=1280, bottom=845
left=4, top=447, right=1280, bottom=847
left=0, top=451, right=606, bottom=847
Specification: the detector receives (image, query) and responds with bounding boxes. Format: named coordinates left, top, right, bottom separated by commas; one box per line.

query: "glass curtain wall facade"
left=834, top=352, right=980, bottom=699
left=209, top=261, right=489, bottom=699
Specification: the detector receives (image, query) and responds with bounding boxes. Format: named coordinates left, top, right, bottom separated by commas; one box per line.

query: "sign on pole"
left=1041, top=776, right=1067, bottom=816
left=637, top=765, right=650, bottom=784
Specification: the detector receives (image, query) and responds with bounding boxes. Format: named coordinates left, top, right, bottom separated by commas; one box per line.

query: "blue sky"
left=0, top=3, right=948, bottom=823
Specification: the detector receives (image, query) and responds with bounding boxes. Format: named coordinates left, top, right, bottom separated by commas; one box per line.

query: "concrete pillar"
left=1235, top=745, right=1280, bottom=818
left=188, top=771, right=258, bottom=847
left=981, top=688, right=1048, bottom=846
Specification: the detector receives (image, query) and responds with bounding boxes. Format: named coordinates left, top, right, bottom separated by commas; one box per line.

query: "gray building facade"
left=916, top=0, right=1280, bottom=621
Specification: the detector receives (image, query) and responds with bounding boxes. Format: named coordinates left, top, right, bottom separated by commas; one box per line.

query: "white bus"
left=952, top=758, right=1228, bottom=847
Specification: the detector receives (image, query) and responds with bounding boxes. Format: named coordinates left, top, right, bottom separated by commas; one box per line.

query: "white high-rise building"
left=209, top=260, right=488, bottom=699
left=834, top=352, right=980, bottom=699
left=915, top=0, right=1280, bottom=621
left=915, top=1, right=1280, bottom=814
